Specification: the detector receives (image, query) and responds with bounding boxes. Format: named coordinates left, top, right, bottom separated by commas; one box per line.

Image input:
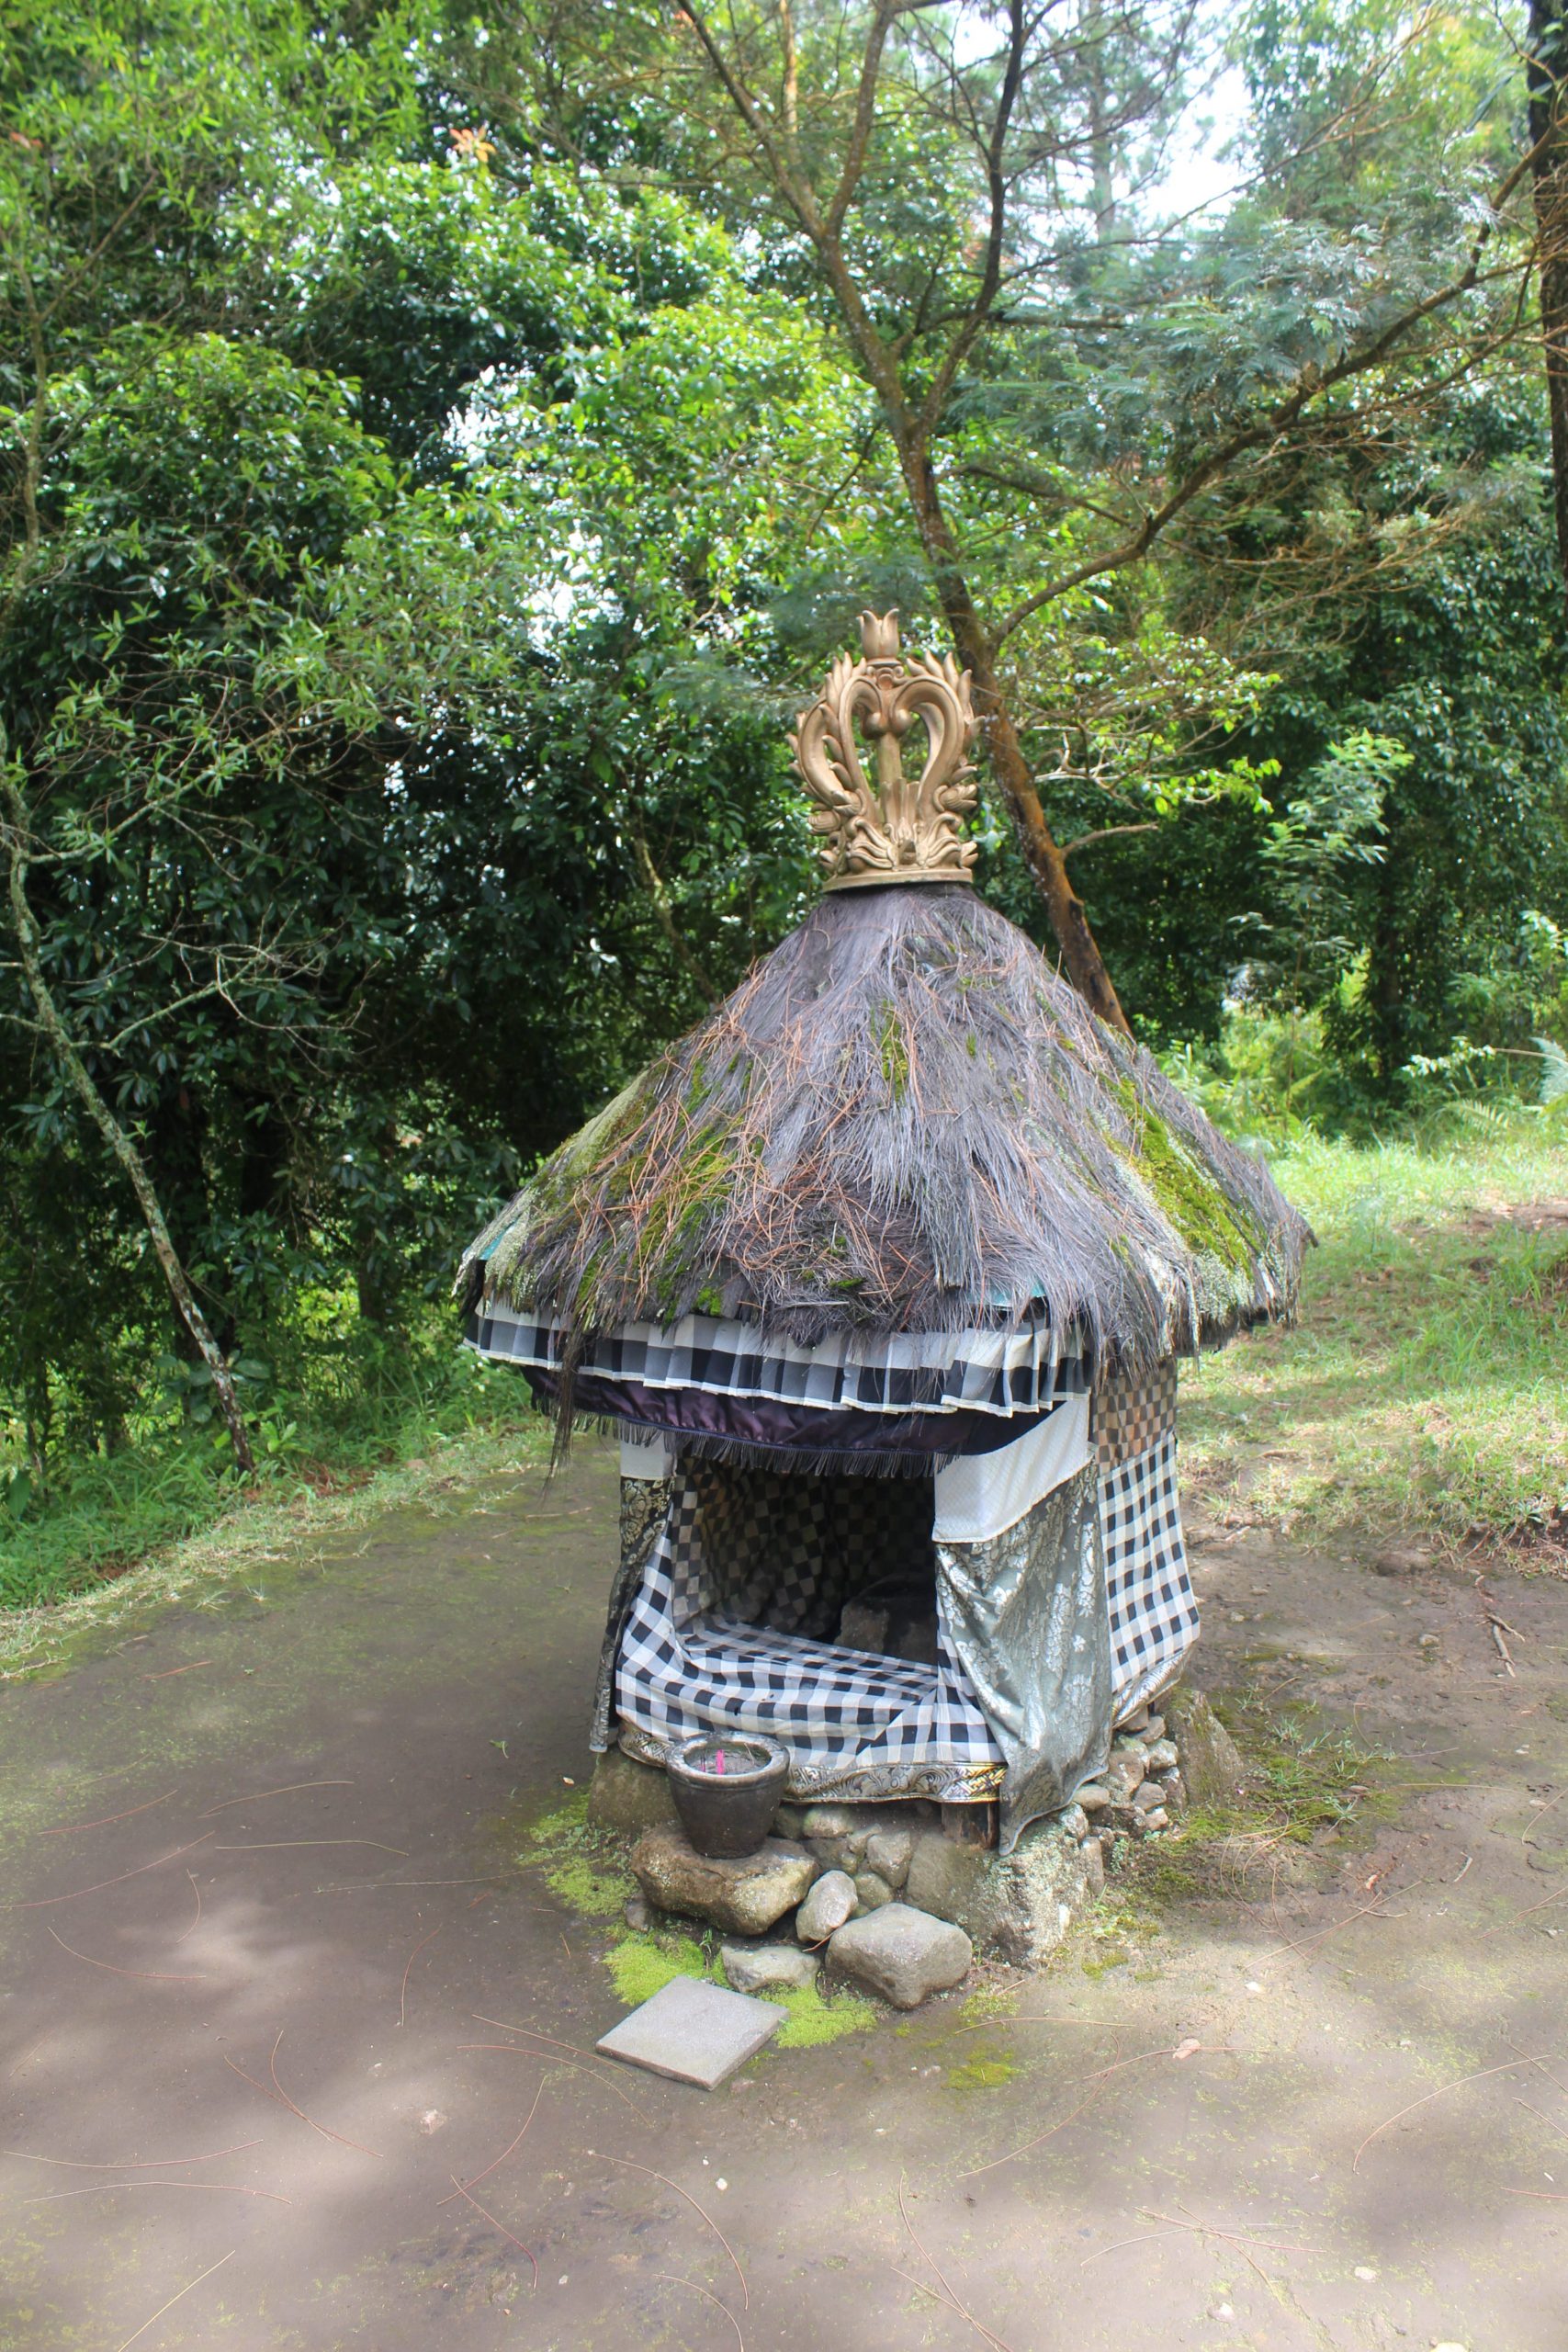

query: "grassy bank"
left=0, top=1343, right=551, bottom=1671
left=3, top=1114, right=1562, bottom=1657
left=1181, top=1116, right=1568, bottom=1560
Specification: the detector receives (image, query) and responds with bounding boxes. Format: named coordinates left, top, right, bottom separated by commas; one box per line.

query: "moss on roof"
left=462, top=885, right=1310, bottom=1367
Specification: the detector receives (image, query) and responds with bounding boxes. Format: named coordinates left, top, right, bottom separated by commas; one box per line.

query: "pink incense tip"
left=716, top=1747, right=725, bottom=1775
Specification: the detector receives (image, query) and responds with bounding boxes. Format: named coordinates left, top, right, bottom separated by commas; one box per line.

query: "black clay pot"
left=667, top=1732, right=790, bottom=1859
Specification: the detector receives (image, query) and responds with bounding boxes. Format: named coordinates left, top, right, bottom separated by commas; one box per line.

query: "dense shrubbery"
left=3, top=0, right=1567, bottom=1600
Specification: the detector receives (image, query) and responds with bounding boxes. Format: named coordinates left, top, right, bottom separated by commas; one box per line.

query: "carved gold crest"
left=791, top=611, right=979, bottom=890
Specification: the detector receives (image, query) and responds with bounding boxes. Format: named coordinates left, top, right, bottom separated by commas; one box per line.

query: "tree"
left=499, top=0, right=1556, bottom=1034
left=0, top=0, right=852, bottom=1467
left=1529, top=0, right=1568, bottom=589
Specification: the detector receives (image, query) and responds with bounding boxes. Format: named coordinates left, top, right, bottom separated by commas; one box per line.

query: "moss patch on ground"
left=947, top=2052, right=1021, bottom=2090
left=521, top=1794, right=636, bottom=1920
left=601, top=1924, right=875, bottom=2049
left=773, top=1980, right=875, bottom=2048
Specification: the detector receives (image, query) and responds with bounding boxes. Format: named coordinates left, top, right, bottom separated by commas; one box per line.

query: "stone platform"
left=593, top=1683, right=1243, bottom=1981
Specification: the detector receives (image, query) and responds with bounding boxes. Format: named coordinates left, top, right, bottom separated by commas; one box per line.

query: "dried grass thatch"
left=461, top=884, right=1310, bottom=1369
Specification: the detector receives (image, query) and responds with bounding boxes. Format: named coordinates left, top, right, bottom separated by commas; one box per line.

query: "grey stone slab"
left=595, top=1973, right=785, bottom=2089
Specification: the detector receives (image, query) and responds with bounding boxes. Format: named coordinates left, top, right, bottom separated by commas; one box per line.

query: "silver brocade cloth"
left=935, top=1461, right=1111, bottom=1845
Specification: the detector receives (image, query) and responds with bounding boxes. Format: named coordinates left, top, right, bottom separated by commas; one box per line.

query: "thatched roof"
left=461, top=883, right=1310, bottom=1369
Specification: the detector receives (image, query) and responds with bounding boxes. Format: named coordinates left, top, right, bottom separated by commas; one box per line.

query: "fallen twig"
left=214, top=1838, right=408, bottom=1855
left=201, top=1780, right=354, bottom=1816
left=112, top=2248, right=234, bottom=2352
left=141, top=1659, right=212, bottom=1681
left=896, top=2179, right=1015, bottom=2352
left=437, top=2081, right=546, bottom=2208
left=458, top=2044, right=647, bottom=2119
left=956, top=2084, right=1106, bottom=2180
left=174, top=1869, right=204, bottom=1944
left=1083, top=2201, right=1313, bottom=2280
left=1523, top=1789, right=1568, bottom=1844
left=657, top=2273, right=744, bottom=2351
left=222, top=2030, right=380, bottom=2159
left=28, top=2177, right=289, bottom=2205
left=1511, top=1884, right=1568, bottom=1923
left=43, top=1792, right=175, bottom=1837
left=1514, top=2096, right=1568, bottom=2144
left=1078, top=2225, right=1186, bottom=2266
left=12, top=1830, right=214, bottom=1909
left=957, top=2043, right=1189, bottom=2178
left=1491, top=1623, right=1517, bottom=1676
left=1266, top=1892, right=1400, bottom=1961
left=586, top=2148, right=748, bottom=2310
left=1353, top=2056, right=1539, bottom=2172
left=397, top=1925, right=443, bottom=2028
left=4, top=2141, right=261, bottom=2172
left=446, top=2173, right=538, bottom=2288
left=45, top=1923, right=203, bottom=1985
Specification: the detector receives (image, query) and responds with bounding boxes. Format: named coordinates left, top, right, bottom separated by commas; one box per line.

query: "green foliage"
left=0, top=1317, right=531, bottom=1608
left=1181, top=1117, right=1568, bottom=1547
left=3, top=0, right=1568, bottom=1553
left=604, top=1929, right=709, bottom=2007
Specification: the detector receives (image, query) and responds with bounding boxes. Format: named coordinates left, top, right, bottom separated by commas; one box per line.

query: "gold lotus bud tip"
left=858, top=609, right=900, bottom=660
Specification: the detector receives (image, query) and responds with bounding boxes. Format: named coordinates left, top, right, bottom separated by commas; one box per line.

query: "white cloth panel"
left=931, top=1394, right=1091, bottom=1544
left=620, top=1433, right=675, bottom=1480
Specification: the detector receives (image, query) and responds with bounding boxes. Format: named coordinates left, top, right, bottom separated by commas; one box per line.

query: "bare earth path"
left=1, top=1444, right=1564, bottom=2352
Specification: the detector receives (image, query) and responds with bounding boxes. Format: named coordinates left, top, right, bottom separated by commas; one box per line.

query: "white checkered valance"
left=469, top=1302, right=1090, bottom=1419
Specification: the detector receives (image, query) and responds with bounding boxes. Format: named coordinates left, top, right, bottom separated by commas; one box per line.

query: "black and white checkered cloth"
left=468, top=1303, right=1090, bottom=1418
left=1103, top=1429, right=1199, bottom=1711
left=1095, top=1355, right=1179, bottom=1467
left=615, top=1429, right=1200, bottom=1776
left=615, top=1470, right=1001, bottom=1777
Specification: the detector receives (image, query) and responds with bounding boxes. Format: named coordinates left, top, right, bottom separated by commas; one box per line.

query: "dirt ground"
left=1, top=1442, right=1565, bottom=2352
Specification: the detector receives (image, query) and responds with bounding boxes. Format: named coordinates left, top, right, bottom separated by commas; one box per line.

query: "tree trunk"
left=898, top=446, right=1134, bottom=1033
left=1529, top=0, right=1568, bottom=594
left=2, top=766, right=255, bottom=1475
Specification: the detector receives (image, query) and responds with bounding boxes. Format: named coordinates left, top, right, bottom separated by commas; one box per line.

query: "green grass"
left=600, top=1924, right=875, bottom=2048
left=0, top=1340, right=537, bottom=1615
left=1182, top=1114, right=1568, bottom=1555
left=522, top=1801, right=876, bottom=2051
left=0, top=1393, right=552, bottom=1681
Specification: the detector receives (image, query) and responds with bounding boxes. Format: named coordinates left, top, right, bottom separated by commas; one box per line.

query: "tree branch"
left=996, top=137, right=1549, bottom=643
left=625, top=802, right=720, bottom=1006
left=1061, top=822, right=1160, bottom=857
left=826, top=0, right=900, bottom=237
left=917, top=0, right=1031, bottom=439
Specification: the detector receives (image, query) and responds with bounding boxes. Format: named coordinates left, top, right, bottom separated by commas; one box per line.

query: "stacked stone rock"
left=1074, top=1699, right=1186, bottom=1855
left=627, top=1813, right=975, bottom=2009
left=601, top=1690, right=1246, bottom=2005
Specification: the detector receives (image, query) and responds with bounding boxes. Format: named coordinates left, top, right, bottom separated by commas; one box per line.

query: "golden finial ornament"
left=791, top=611, right=979, bottom=889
